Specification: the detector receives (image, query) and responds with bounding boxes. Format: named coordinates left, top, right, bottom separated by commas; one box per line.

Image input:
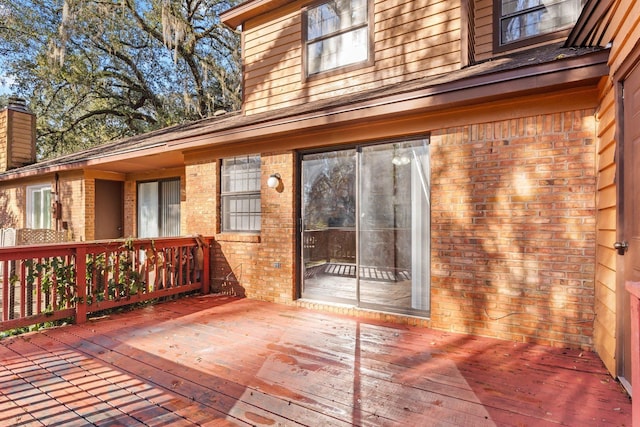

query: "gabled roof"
left=0, top=43, right=609, bottom=181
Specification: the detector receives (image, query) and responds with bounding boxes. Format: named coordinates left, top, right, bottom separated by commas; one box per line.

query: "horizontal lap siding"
left=472, top=0, right=581, bottom=63
left=8, top=113, right=35, bottom=167
left=0, top=111, right=7, bottom=171
left=592, top=0, right=640, bottom=377
left=473, top=0, right=493, bottom=61
left=593, top=81, right=616, bottom=375
left=243, top=0, right=462, bottom=115
left=0, top=109, right=35, bottom=172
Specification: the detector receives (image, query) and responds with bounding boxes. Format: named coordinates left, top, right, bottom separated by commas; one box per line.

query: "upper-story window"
left=303, top=0, right=371, bottom=77
left=221, top=154, right=261, bottom=232
left=497, top=0, right=583, bottom=49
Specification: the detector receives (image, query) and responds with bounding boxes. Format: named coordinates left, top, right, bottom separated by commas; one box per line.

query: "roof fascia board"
left=221, top=0, right=293, bottom=29
left=0, top=143, right=170, bottom=181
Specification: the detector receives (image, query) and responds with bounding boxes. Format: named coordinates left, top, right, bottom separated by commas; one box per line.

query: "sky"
left=0, top=72, right=15, bottom=96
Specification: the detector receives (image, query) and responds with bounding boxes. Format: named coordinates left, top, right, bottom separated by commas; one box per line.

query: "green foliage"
left=86, top=247, right=146, bottom=304
left=25, top=257, right=76, bottom=311
left=0, top=0, right=242, bottom=158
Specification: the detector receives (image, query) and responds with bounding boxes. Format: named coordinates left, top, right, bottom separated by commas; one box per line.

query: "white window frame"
left=137, top=178, right=181, bottom=238
left=26, top=184, right=52, bottom=229
left=303, top=0, right=372, bottom=78
left=221, top=155, right=261, bottom=233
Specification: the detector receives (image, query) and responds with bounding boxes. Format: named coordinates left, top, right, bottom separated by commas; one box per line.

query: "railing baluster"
left=36, top=259, right=42, bottom=315
left=0, top=236, right=212, bottom=332
left=76, top=247, right=87, bottom=324
left=19, top=260, right=26, bottom=318
left=103, top=251, right=110, bottom=302
left=2, top=260, right=8, bottom=321
left=51, top=259, right=58, bottom=312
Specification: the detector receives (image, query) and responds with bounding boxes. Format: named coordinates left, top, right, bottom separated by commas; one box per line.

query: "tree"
left=0, top=0, right=241, bottom=158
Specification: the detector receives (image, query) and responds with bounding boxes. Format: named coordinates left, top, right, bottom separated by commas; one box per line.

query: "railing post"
left=76, top=246, right=87, bottom=324
left=202, top=238, right=211, bottom=294
left=626, top=281, right=640, bottom=427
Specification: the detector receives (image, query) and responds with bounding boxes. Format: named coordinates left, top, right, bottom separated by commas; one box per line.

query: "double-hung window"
left=26, top=184, right=52, bottom=229
left=497, top=0, right=583, bottom=48
left=221, top=155, right=261, bottom=232
left=304, top=0, right=371, bottom=77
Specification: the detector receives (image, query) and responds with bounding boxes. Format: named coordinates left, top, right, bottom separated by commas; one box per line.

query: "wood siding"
left=473, top=0, right=584, bottom=62
left=242, top=0, right=462, bottom=115
left=592, top=0, right=640, bottom=377
left=0, top=109, right=36, bottom=172
left=594, top=78, right=617, bottom=375
left=8, top=112, right=35, bottom=169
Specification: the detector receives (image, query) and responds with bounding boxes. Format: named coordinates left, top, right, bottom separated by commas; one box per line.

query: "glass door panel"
left=359, top=140, right=430, bottom=313
left=300, top=138, right=430, bottom=315
left=301, top=150, right=357, bottom=303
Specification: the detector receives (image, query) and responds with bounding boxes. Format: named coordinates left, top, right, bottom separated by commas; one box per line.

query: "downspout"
left=54, top=173, right=60, bottom=231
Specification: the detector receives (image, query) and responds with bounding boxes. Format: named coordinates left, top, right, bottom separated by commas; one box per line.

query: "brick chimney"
left=0, top=97, right=36, bottom=172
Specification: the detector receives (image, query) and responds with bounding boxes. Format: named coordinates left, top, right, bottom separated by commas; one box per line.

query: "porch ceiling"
left=0, top=295, right=630, bottom=426
left=85, top=150, right=185, bottom=174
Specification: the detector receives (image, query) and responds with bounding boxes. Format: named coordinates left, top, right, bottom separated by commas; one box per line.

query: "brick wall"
left=182, top=110, right=596, bottom=350
left=123, top=180, right=136, bottom=237
left=429, top=109, right=597, bottom=349
left=185, top=151, right=297, bottom=304
left=84, top=178, right=95, bottom=241
left=0, top=185, right=24, bottom=229
left=185, top=159, right=217, bottom=235
left=59, top=173, right=86, bottom=241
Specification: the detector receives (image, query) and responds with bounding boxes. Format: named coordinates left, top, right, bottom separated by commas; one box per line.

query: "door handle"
left=614, top=241, right=629, bottom=255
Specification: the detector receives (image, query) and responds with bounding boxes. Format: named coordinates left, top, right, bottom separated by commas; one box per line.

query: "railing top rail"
left=0, top=235, right=212, bottom=261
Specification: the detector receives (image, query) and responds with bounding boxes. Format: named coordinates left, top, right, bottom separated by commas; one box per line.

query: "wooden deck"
left=0, top=294, right=631, bottom=426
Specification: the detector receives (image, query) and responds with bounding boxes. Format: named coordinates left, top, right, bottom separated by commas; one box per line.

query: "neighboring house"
left=0, top=0, right=638, bottom=393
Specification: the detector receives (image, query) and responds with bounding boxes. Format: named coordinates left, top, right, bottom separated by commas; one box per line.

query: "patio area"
left=0, top=294, right=631, bottom=426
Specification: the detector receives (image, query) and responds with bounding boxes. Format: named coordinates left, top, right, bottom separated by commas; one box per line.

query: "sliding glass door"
left=137, top=178, right=181, bottom=238
left=301, top=138, right=430, bottom=315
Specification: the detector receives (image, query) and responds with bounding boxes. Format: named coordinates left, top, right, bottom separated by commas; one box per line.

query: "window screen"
left=221, top=155, right=261, bottom=232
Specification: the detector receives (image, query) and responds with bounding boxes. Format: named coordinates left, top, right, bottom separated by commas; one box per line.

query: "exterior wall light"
left=267, top=173, right=281, bottom=189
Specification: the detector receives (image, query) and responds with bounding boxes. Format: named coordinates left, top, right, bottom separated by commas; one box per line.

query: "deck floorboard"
left=0, top=295, right=631, bottom=426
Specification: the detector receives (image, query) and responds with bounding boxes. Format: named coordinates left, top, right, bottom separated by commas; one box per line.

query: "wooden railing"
left=304, top=228, right=356, bottom=263
left=0, top=236, right=211, bottom=332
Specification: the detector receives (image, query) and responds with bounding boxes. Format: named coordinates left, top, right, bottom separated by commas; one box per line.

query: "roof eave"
left=221, top=0, right=293, bottom=29
left=168, top=49, right=610, bottom=151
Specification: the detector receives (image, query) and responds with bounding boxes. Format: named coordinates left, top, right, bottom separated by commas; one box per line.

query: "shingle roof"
left=0, top=43, right=607, bottom=179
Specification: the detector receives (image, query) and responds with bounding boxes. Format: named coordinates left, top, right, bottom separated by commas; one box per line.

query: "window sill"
left=215, top=233, right=261, bottom=243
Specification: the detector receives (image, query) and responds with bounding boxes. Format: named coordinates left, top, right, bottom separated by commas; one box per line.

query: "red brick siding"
left=123, top=180, right=136, bottom=237
left=184, top=152, right=297, bottom=304
left=184, top=111, right=596, bottom=350
left=185, top=160, right=218, bottom=235
left=430, top=109, right=597, bottom=349
left=0, top=185, right=24, bottom=229
left=55, top=174, right=84, bottom=241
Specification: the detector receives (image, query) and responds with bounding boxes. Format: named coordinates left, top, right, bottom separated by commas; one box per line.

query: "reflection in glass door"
left=301, top=138, right=430, bottom=315
left=301, top=149, right=357, bottom=303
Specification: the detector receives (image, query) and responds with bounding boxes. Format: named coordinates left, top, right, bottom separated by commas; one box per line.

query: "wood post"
left=75, top=246, right=87, bottom=324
